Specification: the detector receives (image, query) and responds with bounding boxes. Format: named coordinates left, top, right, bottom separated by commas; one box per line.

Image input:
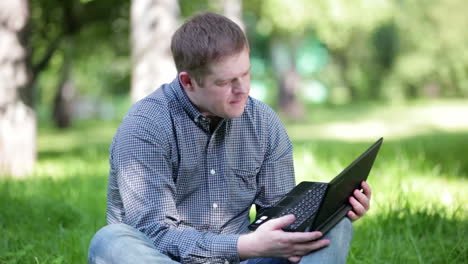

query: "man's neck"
left=208, top=116, right=222, bottom=133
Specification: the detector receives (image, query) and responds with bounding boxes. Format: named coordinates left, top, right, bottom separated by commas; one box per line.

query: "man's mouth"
left=229, top=98, right=245, bottom=104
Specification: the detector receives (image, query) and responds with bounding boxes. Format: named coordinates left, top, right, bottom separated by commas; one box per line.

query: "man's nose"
left=232, top=78, right=249, bottom=94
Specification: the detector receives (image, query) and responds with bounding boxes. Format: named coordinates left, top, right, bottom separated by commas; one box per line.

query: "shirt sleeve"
left=111, top=114, right=240, bottom=264
left=254, top=108, right=296, bottom=211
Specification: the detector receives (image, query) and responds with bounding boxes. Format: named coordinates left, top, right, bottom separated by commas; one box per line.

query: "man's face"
left=186, top=48, right=251, bottom=119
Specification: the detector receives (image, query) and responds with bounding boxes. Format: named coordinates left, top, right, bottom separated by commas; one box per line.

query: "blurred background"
left=0, top=0, right=467, bottom=263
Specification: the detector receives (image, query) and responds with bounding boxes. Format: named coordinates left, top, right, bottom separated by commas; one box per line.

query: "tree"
left=269, top=37, right=305, bottom=119
left=223, top=0, right=244, bottom=30
left=253, top=0, right=311, bottom=119
left=52, top=0, right=81, bottom=128
left=390, top=0, right=468, bottom=99
left=0, top=0, right=36, bottom=177
left=130, top=0, right=179, bottom=102
left=30, top=0, right=131, bottom=127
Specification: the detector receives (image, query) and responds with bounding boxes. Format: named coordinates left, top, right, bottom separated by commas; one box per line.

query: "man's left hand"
left=347, top=181, right=372, bottom=221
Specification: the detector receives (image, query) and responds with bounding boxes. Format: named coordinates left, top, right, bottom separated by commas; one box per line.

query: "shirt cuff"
left=207, top=233, right=241, bottom=263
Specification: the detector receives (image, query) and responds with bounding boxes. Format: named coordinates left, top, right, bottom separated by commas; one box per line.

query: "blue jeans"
left=88, top=218, right=353, bottom=264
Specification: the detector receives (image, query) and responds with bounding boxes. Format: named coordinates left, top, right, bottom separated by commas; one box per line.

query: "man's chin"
left=225, top=107, right=245, bottom=119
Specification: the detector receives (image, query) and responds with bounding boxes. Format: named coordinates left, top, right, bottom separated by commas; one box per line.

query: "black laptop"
left=248, top=137, right=383, bottom=234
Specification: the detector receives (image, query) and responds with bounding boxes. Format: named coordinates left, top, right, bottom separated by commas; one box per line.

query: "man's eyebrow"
left=215, top=65, right=251, bottom=83
left=214, top=78, right=229, bottom=83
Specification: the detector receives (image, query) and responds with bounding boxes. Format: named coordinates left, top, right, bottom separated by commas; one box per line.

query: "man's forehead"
left=206, top=52, right=250, bottom=80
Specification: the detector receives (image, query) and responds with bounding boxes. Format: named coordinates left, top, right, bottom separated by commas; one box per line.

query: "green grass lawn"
left=1, top=101, right=467, bottom=263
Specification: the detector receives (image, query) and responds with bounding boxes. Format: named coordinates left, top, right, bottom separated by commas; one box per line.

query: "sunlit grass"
left=288, top=100, right=468, bottom=141
left=294, top=140, right=468, bottom=214
left=293, top=137, right=468, bottom=263
left=289, top=101, right=468, bottom=263
left=1, top=101, right=467, bottom=263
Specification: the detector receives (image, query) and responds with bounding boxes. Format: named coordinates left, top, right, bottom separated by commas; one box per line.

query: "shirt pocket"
left=228, top=167, right=260, bottom=214
left=231, top=167, right=259, bottom=191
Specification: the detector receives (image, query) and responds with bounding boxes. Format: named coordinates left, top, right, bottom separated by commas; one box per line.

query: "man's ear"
left=179, top=72, right=194, bottom=92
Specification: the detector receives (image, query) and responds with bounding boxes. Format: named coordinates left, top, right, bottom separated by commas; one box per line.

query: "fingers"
left=288, top=256, right=302, bottom=263
left=361, top=181, right=372, bottom=200
left=353, top=189, right=370, bottom=210
left=261, top=214, right=296, bottom=230
left=347, top=181, right=373, bottom=221
left=283, top=230, right=323, bottom=243
left=260, top=215, right=323, bottom=242
left=252, top=215, right=330, bottom=260
left=349, top=196, right=366, bottom=217
left=284, top=238, right=330, bottom=261
left=292, top=238, right=330, bottom=253
left=347, top=210, right=359, bottom=221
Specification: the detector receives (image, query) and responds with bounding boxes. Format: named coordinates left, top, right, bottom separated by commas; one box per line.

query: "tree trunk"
left=53, top=40, right=75, bottom=128
left=223, top=0, right=244, bottom=31
left=334, top=51, right=358, bottom=102
left=0, top=0, right=36, bottom=177
left=130, top=0, right=179, bottom=103
left=270, top=38, right=304, bottom=120
left=278, top=69, right=304, bottom=120
left=51, top=0, right=80, bottom=128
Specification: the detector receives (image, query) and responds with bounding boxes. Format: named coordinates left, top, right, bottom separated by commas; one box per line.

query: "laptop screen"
left=313, top=138, right=383, bottom=229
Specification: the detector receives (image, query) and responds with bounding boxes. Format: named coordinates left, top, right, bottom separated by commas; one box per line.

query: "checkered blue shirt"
left=106, top=78, right=295, bottom=264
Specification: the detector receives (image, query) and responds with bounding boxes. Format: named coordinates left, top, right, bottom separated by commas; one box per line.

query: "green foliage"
left=30, top=0, right=468, bottom=123
left=242, top=0, right=468, bottom=104
left=31, top=0, right=131, bottom=122
left=390, top=0, right=468, bottom=98
left=179, top=0, right=211, bottom=17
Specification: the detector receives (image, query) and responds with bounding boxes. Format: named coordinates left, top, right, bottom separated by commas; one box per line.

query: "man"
left=88, top=12, right=371, bottom=264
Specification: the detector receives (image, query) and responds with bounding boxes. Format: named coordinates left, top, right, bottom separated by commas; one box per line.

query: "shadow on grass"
left=37, top=119, right=118, bottom=162
left=38, top=142, right=111, bottom=161
left=292, top=131, right=468, bottom=178
left=350, top=207, right=467, bottom=263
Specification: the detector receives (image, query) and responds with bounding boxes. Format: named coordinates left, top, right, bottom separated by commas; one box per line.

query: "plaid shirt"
left=106, top=78, right=295, bottom=264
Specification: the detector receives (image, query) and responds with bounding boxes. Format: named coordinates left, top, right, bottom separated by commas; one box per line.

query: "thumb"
left=262, top=214, right=296, bottom=230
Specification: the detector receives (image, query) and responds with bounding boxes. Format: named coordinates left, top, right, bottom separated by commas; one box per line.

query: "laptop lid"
left=312, top=137, right=383, bottom=231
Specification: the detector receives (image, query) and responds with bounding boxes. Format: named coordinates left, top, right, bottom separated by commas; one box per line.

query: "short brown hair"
left=171, top=12, right=248, bottom=85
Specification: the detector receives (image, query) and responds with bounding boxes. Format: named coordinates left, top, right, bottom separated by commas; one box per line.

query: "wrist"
left=237, top=232, right=261, bottom=260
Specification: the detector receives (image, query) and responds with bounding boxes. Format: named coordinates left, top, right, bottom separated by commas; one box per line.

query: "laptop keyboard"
left=280, top=183, right=327, bottom=230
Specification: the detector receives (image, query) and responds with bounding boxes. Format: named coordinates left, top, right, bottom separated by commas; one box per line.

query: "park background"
left=0, top=0, right=467, bottom=263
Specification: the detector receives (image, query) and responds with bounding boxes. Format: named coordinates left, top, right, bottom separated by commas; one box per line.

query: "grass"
left=293, top=135, right=468, bottom=263
left=1, top=100, right=467, bottom=263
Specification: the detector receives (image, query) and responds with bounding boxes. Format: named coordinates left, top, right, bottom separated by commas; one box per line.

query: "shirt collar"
left=170, top=77, right=203, bottom=121
left=169, top=77, right=223, bottom=132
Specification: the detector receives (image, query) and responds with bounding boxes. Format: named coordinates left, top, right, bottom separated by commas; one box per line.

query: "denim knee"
left=299, top=218, right=354, bottom=264
left=333, top=217, right=353, bottom=237
left=88, top=224, right=144, bottom=264
left=89, top=224, right=136, bottom=250
left=88, top=224, right=179, bottom=264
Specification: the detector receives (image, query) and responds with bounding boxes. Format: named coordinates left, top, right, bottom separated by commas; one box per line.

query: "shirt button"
left=210, top=169, right=216, bottom=175
left=224, top=260, right=229, bottom=264
left=212, top=203, right=218, bottom=208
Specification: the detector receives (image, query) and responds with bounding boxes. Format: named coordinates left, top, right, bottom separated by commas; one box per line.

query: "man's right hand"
left=237, top=214, right=330, bottom=262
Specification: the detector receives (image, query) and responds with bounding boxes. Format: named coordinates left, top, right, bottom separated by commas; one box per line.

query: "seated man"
left=88, top=12, right=371, bottom=264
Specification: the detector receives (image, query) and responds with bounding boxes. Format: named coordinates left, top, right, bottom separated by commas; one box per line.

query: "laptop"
left=248, top=137, right=383, bottom=234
